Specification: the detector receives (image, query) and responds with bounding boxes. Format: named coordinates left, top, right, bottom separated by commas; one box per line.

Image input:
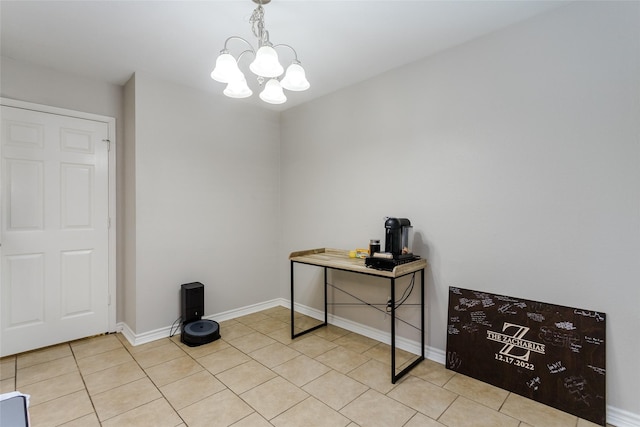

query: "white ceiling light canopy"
left=210, top=0, right=310, bottom=104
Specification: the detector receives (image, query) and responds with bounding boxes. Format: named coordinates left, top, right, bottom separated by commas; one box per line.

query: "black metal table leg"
left=391, top=268, right=426, bottom=383
left=421, top=268, right=425, bottom=359
left=290, top=260, right=295, bottom=339
left=291, top=262, right=328, bottom=339
left=391, top=277, right=396, bottom=382
left=324, top=267, right=328, bottom=325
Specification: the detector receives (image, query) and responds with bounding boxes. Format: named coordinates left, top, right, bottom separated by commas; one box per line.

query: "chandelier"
left=210, top=0, right=310, bottom=105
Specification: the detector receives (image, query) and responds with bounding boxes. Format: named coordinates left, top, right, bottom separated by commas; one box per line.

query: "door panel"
left=61, top=249, right=93, bottom=317
left=6, top=159, right=44, bottom=230
left=61, top=163, right=94, bottom=228
left=1, top=105, right=110, bottom=356
left=5, top=253, right=45, bottom=326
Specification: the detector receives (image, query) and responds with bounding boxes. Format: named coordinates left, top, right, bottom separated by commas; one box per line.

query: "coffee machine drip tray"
left=365, top=255, right=419, bottom=271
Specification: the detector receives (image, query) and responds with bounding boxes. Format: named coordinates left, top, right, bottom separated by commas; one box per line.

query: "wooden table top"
left=289, top=248, right=427, bottom=278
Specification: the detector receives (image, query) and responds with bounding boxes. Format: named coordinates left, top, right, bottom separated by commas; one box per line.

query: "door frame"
left=1, top=97, right=117, bottom=332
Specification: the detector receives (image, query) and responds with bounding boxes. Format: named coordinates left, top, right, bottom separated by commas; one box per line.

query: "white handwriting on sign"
left=574, top=309, right=605, bottom=322
left=527, top=312, right=545, bottom=322
left=482, top=299, right=495, bottom=308
left=447, top=351, right=462, bottom=369
left=470, top=311, right=492, bottom=327
left=555, top=321, right=576, bottom=330
left=539, top=326, right=581, bottom=350
left=460, top=298, right=481, bottom=308
left=448, top=325, right=460, bottom=335
left=588, top=365, right=606, bottom=375
left=495, top=295, right=519, bottom=303
left=570, top=342, right=583, bottom=354
left=471, top=311, right=486, bottom=322
left=462, top=322, right=479, bottom=333
left=564, top=376, right=592, bottom=406
left=547, top=361, right=567, bottom=374
left=474, top=292, right=492, bottom=299
left=527, top=376, right=541, bottom=391
left=498, top=304, right=517, bottom=315
left=584, top=336, right=604, bottom=345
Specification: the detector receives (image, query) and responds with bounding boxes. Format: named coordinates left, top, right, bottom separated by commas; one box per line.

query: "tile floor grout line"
left=68, top=341, right=104, bottom=425
left=400, top=412, right=421, bottom=427
left=436, top=392, right=460, bottom=424
left=129, top=338, right=193, bottom=427
left=95, top=336, right=187, bottom=426
left=16, top=346, right=84, bottom=405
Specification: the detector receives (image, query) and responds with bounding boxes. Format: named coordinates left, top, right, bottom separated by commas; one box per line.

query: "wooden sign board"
left=446, top=287, right=606, bottom=426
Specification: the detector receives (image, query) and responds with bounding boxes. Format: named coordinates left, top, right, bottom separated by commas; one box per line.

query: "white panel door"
left=1, top=105, right=110, bottom=356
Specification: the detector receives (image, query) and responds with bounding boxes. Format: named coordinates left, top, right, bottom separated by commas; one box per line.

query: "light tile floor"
left=0, top=306, right=614, bottom=427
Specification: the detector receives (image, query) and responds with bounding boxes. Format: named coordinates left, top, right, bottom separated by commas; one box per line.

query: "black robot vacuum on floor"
left=180, top=282, right=220, bottom=347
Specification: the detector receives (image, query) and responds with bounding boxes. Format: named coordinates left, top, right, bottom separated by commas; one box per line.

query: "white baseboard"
left=607, top=406, right=640, bottom=427
left=116, top=298, right=286, bottom=346
left=117, top=299, right=637, bottom=427
left=209, top=298, right=287, bottom=323
left=291, top=301, right=445, bottom=364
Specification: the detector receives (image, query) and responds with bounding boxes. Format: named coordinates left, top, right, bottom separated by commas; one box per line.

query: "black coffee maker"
left=384, top=217, right=414, bottom=259
left=366, top=217, right=417, bottom=270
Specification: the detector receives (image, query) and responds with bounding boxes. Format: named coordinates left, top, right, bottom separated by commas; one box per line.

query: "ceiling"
left=0, top=1, right=568, bottom=111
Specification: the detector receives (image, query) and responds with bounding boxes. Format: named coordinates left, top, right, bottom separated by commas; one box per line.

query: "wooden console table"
left=289, top=248, right=427, bottom=383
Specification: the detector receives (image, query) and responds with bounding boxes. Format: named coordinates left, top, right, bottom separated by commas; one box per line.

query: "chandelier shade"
left=280, top=63, right=310, bottom=91
left=259, top=79, right=287, bottom=104
left=249, top=46, right=284, bottom=78
left=224, top=76, right=253, bottom=98
left=211, top=53, right=243, bottom=83
left=210, top=0, right=309, bottom=105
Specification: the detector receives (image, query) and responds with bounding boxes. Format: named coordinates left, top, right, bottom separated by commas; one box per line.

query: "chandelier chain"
left=250, top=5, right=270, bottom=47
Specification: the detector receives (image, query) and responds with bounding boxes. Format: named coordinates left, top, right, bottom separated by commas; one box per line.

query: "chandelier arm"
left=236, top=49, right=256, bottom=63
left=272, top=43, right=301, bottom=62
left=222, top=36, right=255, bottom=53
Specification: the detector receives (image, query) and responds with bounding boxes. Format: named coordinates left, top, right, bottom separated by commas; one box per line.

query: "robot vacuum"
left=182, top=319, right=220, bottom=347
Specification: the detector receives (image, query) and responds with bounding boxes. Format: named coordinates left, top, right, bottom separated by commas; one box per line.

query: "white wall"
left=125, top=72, right=281, bottom=334
left=0, top=57, right=122, bottom=118
left=280, top=1, right=639, bottom=419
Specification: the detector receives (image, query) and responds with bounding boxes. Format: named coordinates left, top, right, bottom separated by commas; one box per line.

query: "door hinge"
left=108, top=293, right=112, bottom=306
left=102, top=139, right=111, bottom=151
left=108, top=217, right=111, bottom=228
